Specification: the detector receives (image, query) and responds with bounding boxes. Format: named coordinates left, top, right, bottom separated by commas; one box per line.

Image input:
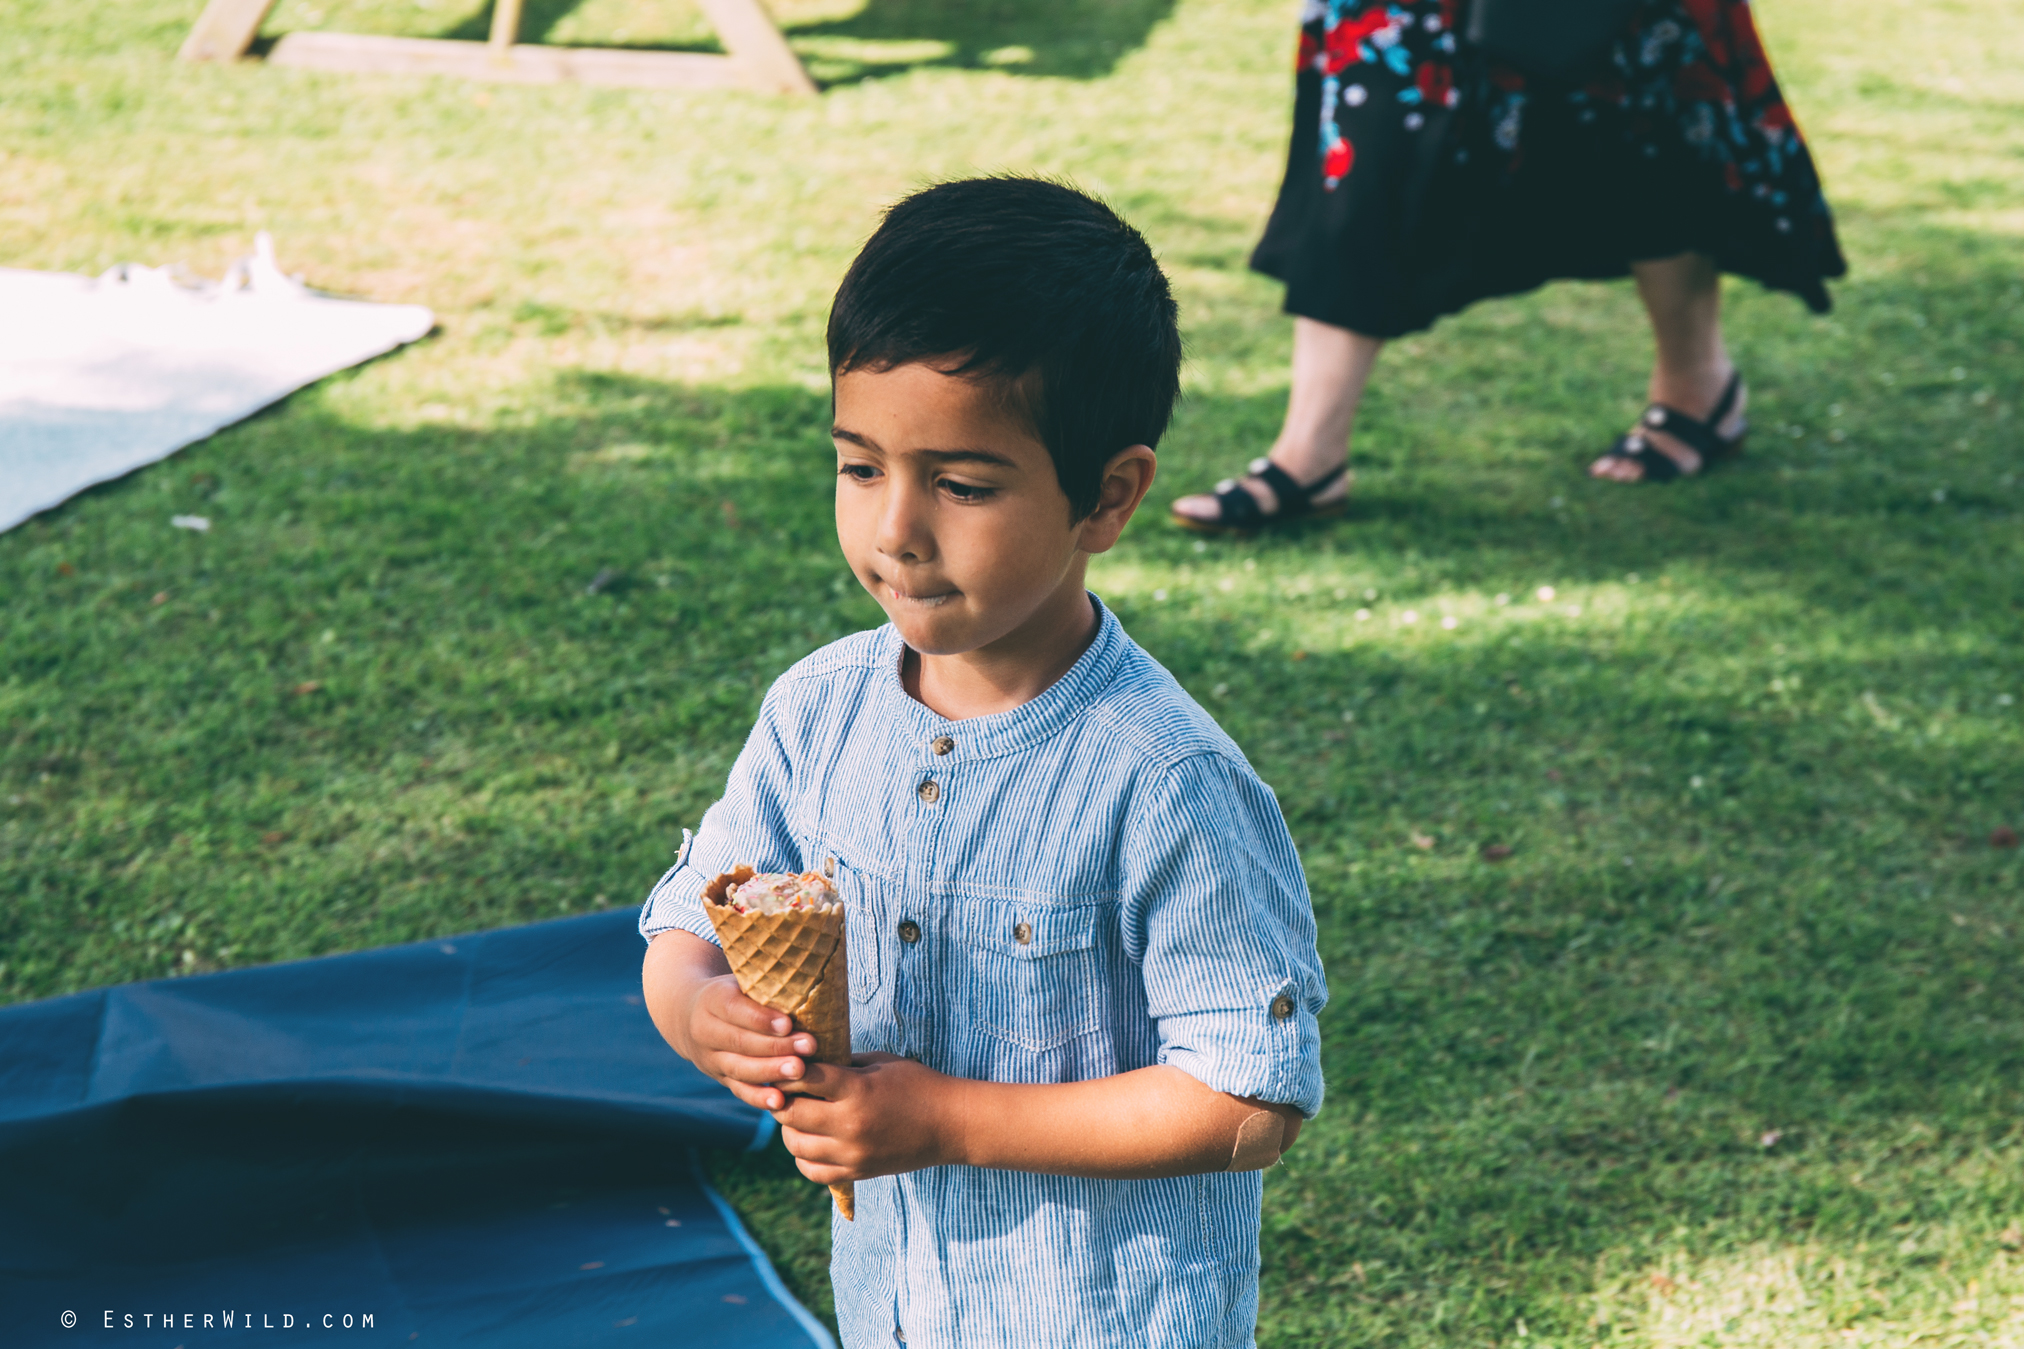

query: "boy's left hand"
left=772, top=1053, right=964, bottom=1184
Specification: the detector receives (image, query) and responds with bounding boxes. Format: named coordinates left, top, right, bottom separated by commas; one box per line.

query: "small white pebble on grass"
left=1932, top=488, right=1947, bottom=503
left=1401, top=609, right=1419, bottom=625
left=171, top=515, right=210, bottom=532
left=1355, top=608, right=1372, bottom=621
left=1212, top=683, right=1229, bottom=697
left=1342, top=710, right=1356, bottom=723
left=1218, top=577, right=1235, bottom=592
left=1441, top=615, right=1459, bottom=630
left=1495, top=593, right=1510, bottom=605
left=1536, top=585, right=1555, bottom=601
left=1999, top=693, right=2015, bottom=707
left=1364, top=588, right=1377, bottom=600
left=321, top=629, right=337, bottom=644
left=1193, top=540, right=1208, bottom=553
left=1153, top=589, right=1168, bottom=601
left=1691, top=775, right=1704, bottom=789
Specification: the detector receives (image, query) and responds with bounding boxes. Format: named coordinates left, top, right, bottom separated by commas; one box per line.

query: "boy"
left=641, top=177, right=1325, bottom=1347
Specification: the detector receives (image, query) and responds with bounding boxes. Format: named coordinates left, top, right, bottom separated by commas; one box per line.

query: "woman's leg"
left=1591, top=251, right=1748, bottom=481
left=1172, top=317, right=1383, bottom=521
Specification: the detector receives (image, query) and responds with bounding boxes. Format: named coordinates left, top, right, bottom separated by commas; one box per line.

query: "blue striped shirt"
left=641, top=597, right=1326, bottom=1347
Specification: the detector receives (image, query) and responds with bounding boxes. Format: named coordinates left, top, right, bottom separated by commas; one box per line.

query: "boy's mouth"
left=884, top=582, right=957, bottom=609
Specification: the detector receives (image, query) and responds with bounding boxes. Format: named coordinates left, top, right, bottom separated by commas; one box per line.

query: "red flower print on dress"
left=1324, top=9, right=1396, bottom=74
left=1323, top=136, right=1355, bottom=186
left=1416, top=61, right=1455, bottom=107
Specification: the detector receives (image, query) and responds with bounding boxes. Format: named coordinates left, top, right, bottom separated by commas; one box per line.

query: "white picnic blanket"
left=0, top=235, right=434, bottom=533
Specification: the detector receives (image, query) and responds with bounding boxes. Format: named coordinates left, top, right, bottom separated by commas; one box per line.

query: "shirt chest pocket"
left=957, top=901, right=1106, bottom=1053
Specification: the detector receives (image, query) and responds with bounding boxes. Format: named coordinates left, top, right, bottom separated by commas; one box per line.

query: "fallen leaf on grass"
left=1410, top=832, right=1436, bottom=850
left=291, top=680, right=323, bottom=696
left=1649, top=1272, right=1677, bottom=1297
left=57, top=561, right=74, bottom=576
left=1993, top=826, right=2020, bottom=849
left=260, top=831, right=288, bottom=845
left=1480, top=843, right=1513, bottom=862
left=150, top=591, right=169, bottom=606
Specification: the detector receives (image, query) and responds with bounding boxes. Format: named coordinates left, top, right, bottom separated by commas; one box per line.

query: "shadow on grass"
left=3, top=316, right=2018, bottom=1339
left=429, top=0, right=1177, bottom=80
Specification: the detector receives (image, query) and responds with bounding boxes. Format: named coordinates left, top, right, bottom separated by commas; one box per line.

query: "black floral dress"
left=1250, top=0, right=1847, bottom=338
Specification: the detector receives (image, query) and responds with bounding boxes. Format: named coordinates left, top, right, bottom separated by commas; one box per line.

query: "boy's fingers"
left=710, top=1051, right=806, bottom=1086
left=792, top=1156, right=854, bottom=1186
left=724, top=1079, right=788, bottom=1111
left=778, top=1123, right=850, bottom=1170
left=702, top=1024, right=814, bottom=1061
left=782, top=1061, right=846, bottom=1098
left=709, top=984, right=795, bottom=1036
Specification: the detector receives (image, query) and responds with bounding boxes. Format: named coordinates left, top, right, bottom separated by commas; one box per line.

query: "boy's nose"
left=874, top=481, right=936, bottom=562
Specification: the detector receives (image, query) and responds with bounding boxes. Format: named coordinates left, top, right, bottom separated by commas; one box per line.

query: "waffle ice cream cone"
left=703, top=865, right=855, bottom=1220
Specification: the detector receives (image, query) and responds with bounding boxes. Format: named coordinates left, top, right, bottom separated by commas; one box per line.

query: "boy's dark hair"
left=827, top=177, right=1182, bottom=520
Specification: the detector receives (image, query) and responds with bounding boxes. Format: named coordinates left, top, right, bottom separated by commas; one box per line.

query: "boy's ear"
left=1074, top=445, right=1158, bottom=554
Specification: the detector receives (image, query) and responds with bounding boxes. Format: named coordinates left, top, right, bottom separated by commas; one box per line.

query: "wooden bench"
left=179, top=0, right=816, bottom=95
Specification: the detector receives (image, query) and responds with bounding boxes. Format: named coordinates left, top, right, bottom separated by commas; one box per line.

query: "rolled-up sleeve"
left=1122, top=752, right=1327, bottom=1118
left=638, top=689, right=802, bottom=946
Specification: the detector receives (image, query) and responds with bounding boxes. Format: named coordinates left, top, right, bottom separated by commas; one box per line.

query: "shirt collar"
left=874, top=594, right=1127, bottom=762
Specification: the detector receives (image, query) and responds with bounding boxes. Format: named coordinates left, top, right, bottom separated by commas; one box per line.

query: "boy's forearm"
left=940, top=1065, right=1302, bottom=1180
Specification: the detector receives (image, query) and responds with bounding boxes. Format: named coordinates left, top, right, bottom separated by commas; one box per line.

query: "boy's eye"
left=940, top=478, right=994, bottom=501
left=839, top=463, right=879, bottom=482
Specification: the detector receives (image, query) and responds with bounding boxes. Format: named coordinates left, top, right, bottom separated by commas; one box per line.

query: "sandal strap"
left=1249, top=458, right=1346, bottom=518
left=1203, top=458, right=1347, bottom=528
left=1209, top=477, right=1267, bottom=528
left=1602, top=433, right=1684, bottom=483
left=1706, top=369, right=1742, bottom=430
left=1636, top=370, right=1747, bottom=463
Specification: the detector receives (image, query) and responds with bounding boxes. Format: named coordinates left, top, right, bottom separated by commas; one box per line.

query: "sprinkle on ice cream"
left=727, top=870, right=838, bottom=915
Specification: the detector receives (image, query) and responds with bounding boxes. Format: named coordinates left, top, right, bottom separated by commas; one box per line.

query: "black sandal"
left=1596, top=371, right=1748, bottom=483
left=1172, top=457, right=1348, bottom=535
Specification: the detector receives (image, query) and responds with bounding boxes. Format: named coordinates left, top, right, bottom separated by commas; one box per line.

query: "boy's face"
left=832, top=361, right=1151, bottom=660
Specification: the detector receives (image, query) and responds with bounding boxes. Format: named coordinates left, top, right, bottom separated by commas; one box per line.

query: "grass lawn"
left=4, top=0, right=2022, bottom=1343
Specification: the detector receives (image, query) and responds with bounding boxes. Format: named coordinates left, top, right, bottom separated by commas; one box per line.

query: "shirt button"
left=916, top=780, right=940, bottom=804
left=897, top=920, right=921, bottom=944
left=1270, top=993, right=1296, bottom=1020
left=931, top=735, right=954, bottom=756
left=1013, top=921, right=1033, bottom=946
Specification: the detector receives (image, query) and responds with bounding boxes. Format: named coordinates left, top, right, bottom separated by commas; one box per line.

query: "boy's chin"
left=882, top=608, right=987, bottom=658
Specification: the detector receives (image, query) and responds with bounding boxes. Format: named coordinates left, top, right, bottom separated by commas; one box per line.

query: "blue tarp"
left=0, top=910, right=834, bottom=1348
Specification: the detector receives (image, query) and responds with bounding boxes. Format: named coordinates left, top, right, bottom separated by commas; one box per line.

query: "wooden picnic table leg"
left=179, top=0, right=278, bottom=62
left=488, top=0, right=526, bottom=57
left=694, top=0, right=818, bottom=95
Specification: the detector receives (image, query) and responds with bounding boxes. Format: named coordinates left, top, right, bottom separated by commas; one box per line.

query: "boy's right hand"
left=644, top=931, right=823, bottom=1112
left=677, top=972, right=819, bottom=1111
